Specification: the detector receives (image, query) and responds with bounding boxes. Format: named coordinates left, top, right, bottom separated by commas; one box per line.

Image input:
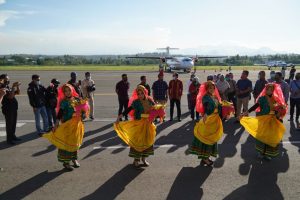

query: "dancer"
left=240, top=83, right=287, bottom=160
left=114, top=85, right=164, bottom=168
left=189, top=81, right=223, bottom=166
left=43, top=84, right=89, bottom=171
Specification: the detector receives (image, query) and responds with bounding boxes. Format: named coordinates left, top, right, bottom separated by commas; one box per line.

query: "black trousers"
left=170, top=99, right=181, bottom=119
left=4, top=110, right=18, bottom=142
left=46, top=107, right=57, bottom=127
left=190, top=106, right=199, bottom=120
left=290, top=98, right=300, bottom=120
left=228, top=92, right=237, bottom=114
left=118, top=98, right=129, bottom=119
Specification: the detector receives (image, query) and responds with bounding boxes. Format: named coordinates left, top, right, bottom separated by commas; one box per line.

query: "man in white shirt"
left=186, top=73, right=195, bottom=111
left=81, top=72, right=96, bottom=120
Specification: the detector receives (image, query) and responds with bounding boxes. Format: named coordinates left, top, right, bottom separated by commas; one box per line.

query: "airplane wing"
left=126, top=56, right=174, bottom=60
left=192, top=56, right=228, bottom=59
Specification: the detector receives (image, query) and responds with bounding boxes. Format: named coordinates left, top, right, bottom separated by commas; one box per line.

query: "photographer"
left=46, top=78, right=60, bottom=128
left=81, top=72, right=95, bottom=120
left=0, top=74, right=21, bottom=145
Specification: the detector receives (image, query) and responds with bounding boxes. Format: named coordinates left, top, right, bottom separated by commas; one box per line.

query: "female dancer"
left=240, top=83, right=287, bottom=160
left=43, top=84, right=89, bottom=171
left=189, top=81, right=223, bottom=166
left=114, top=85, right=162, bottom=168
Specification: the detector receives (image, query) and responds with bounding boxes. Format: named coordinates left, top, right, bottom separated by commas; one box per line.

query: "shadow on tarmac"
left=289, top=121, right=300, bottom=153
left=32, top=144, right=56, bottom=157
left=155, top=121, right=194, bottom=153
left=0, top=170, right=64, bottom=199
left=0, top=131, right=39, bottom=150
left=166, top=165, right=213, bottom=200
left=224, top=135, right=289, bottom=200
left=214, top=119, right=245, bottom=168
left=80, top=164, right=144, bottom=200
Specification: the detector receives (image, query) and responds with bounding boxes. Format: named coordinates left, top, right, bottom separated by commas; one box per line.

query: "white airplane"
left=126, top=46, right=227, bottom=73
left=255, top=60, right=295, bottom=70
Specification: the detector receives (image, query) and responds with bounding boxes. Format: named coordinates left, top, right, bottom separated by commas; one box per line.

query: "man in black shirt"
left=116, top=74, right=130, bottom=121
left=46, top=78, right=60, bottom=128
left=27, top=74, right=49, bottom=135
left=138, top=76, right=151, bottom=96
left=68, top=72, right=82, bottom=97
left=0, top=74, right=21, bottom=145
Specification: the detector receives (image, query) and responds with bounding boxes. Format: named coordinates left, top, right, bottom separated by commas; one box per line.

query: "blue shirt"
left=152, top=80, right=168, bottom=100
left=290, top=80, right=300, bottom=99
left=236, top=79, right=252, bottom=98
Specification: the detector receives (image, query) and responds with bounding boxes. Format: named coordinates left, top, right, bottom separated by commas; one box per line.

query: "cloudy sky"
left=0, top=0, right=299, bottom=55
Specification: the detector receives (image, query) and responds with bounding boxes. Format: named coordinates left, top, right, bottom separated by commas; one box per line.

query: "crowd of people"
left=0, top=66, right=299, bottom=170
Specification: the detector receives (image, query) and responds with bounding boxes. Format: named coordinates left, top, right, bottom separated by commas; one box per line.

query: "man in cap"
left=46, top=78, right=60, bottom=128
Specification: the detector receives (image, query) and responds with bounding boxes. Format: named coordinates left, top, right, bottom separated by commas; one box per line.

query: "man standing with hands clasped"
left=168, top=72, right=183, bottom=122
left=236, top=70, right=252, bottom=122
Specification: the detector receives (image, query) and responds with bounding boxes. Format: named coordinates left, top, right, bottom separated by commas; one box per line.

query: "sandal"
left=141, top=157, right=150, bottom=167
left=133, top=159, right=140, bottom=168
left=72, top=160, right=80, bottom=168
left=63, top=163, right=74, bottom=171
left=200, top=159, right=214, bottom=166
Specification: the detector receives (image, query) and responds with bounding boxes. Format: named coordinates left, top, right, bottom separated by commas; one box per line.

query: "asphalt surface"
left=0, top=70, right=300, bottom=200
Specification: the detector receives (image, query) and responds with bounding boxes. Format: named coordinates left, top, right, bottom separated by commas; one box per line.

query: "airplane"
left=126, top=46, right=227, bottom=73
left=255, top=60, right=295, bottom=70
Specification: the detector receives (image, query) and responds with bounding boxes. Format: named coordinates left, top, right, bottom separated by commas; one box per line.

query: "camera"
left=87, top=84, right=96, bottom=92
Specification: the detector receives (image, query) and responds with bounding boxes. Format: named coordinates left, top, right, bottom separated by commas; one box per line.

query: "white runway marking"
left=0, top=123, right=26, bottom=128
left=0, top=131, right=6, bottom=137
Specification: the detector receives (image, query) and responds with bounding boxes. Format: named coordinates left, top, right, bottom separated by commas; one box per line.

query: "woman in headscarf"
left=216, top=74, right=230, bottom=100
left=240, top=83, right=287, bottom=160
left=189, top=81, right=223, bottom=166
left=114, top=85, right=164, bottom=168
left=43, top=84, right=89, bottom=171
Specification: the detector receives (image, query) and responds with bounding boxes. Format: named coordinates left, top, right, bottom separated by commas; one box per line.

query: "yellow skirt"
left=43, top=117, right=85, bottom=152
left=240, top=114, right=286, bottom=147
left=114, top=117, right=156, bottom=152
left=194, top=113, right=223, bottom=145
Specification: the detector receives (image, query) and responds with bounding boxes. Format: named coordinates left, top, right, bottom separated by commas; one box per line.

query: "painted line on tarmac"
left=0, top=123, right=26, bottom=128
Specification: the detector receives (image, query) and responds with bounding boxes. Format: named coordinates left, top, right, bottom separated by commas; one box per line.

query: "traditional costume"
left=43, top=84, right=89, bottom=169
left=114, top=85, right=165, bottom=166
left=189, top=81, right=223, bottom=165
left=240, top=83, right=287, bottom=158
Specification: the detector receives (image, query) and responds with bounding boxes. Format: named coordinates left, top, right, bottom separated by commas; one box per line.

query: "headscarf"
left=196, top=81, right=221, bottom=116
left=255, top=83, right=287, bottom=113
left=128, top=85, right=154, bottom=119
left=56, top=84, right=79, bottom=113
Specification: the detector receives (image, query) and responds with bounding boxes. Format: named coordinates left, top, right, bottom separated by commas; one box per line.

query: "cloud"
left=0, top=10, right=36, bottom=27
left=0, top=10, right=18, bottom=27
left=0, top=0, right=5, bottom=5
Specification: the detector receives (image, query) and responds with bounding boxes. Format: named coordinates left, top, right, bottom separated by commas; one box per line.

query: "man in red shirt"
left=169, top=73, right=183, bottom=121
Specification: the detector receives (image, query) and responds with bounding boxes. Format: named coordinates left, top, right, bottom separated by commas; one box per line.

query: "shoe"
left=133, top=159, right=140, bottom=168
left=13, top=137, right=21, bottom=141
left=38, top=132, right=45, bottom=137
left=63, top=163, right=74, bottom=171
left=178, top=119, right=182, bottom=122
left=6, top=140, right=16, bottom=145
left=141, top=158, right=150, bottom=167
left=72, top=160, right=80, bottom=168
left=90, top=116, right=94, bottom=120
left=200, top=159, right=214, bottom=166
left=169, top=118, right=173, bottom=121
